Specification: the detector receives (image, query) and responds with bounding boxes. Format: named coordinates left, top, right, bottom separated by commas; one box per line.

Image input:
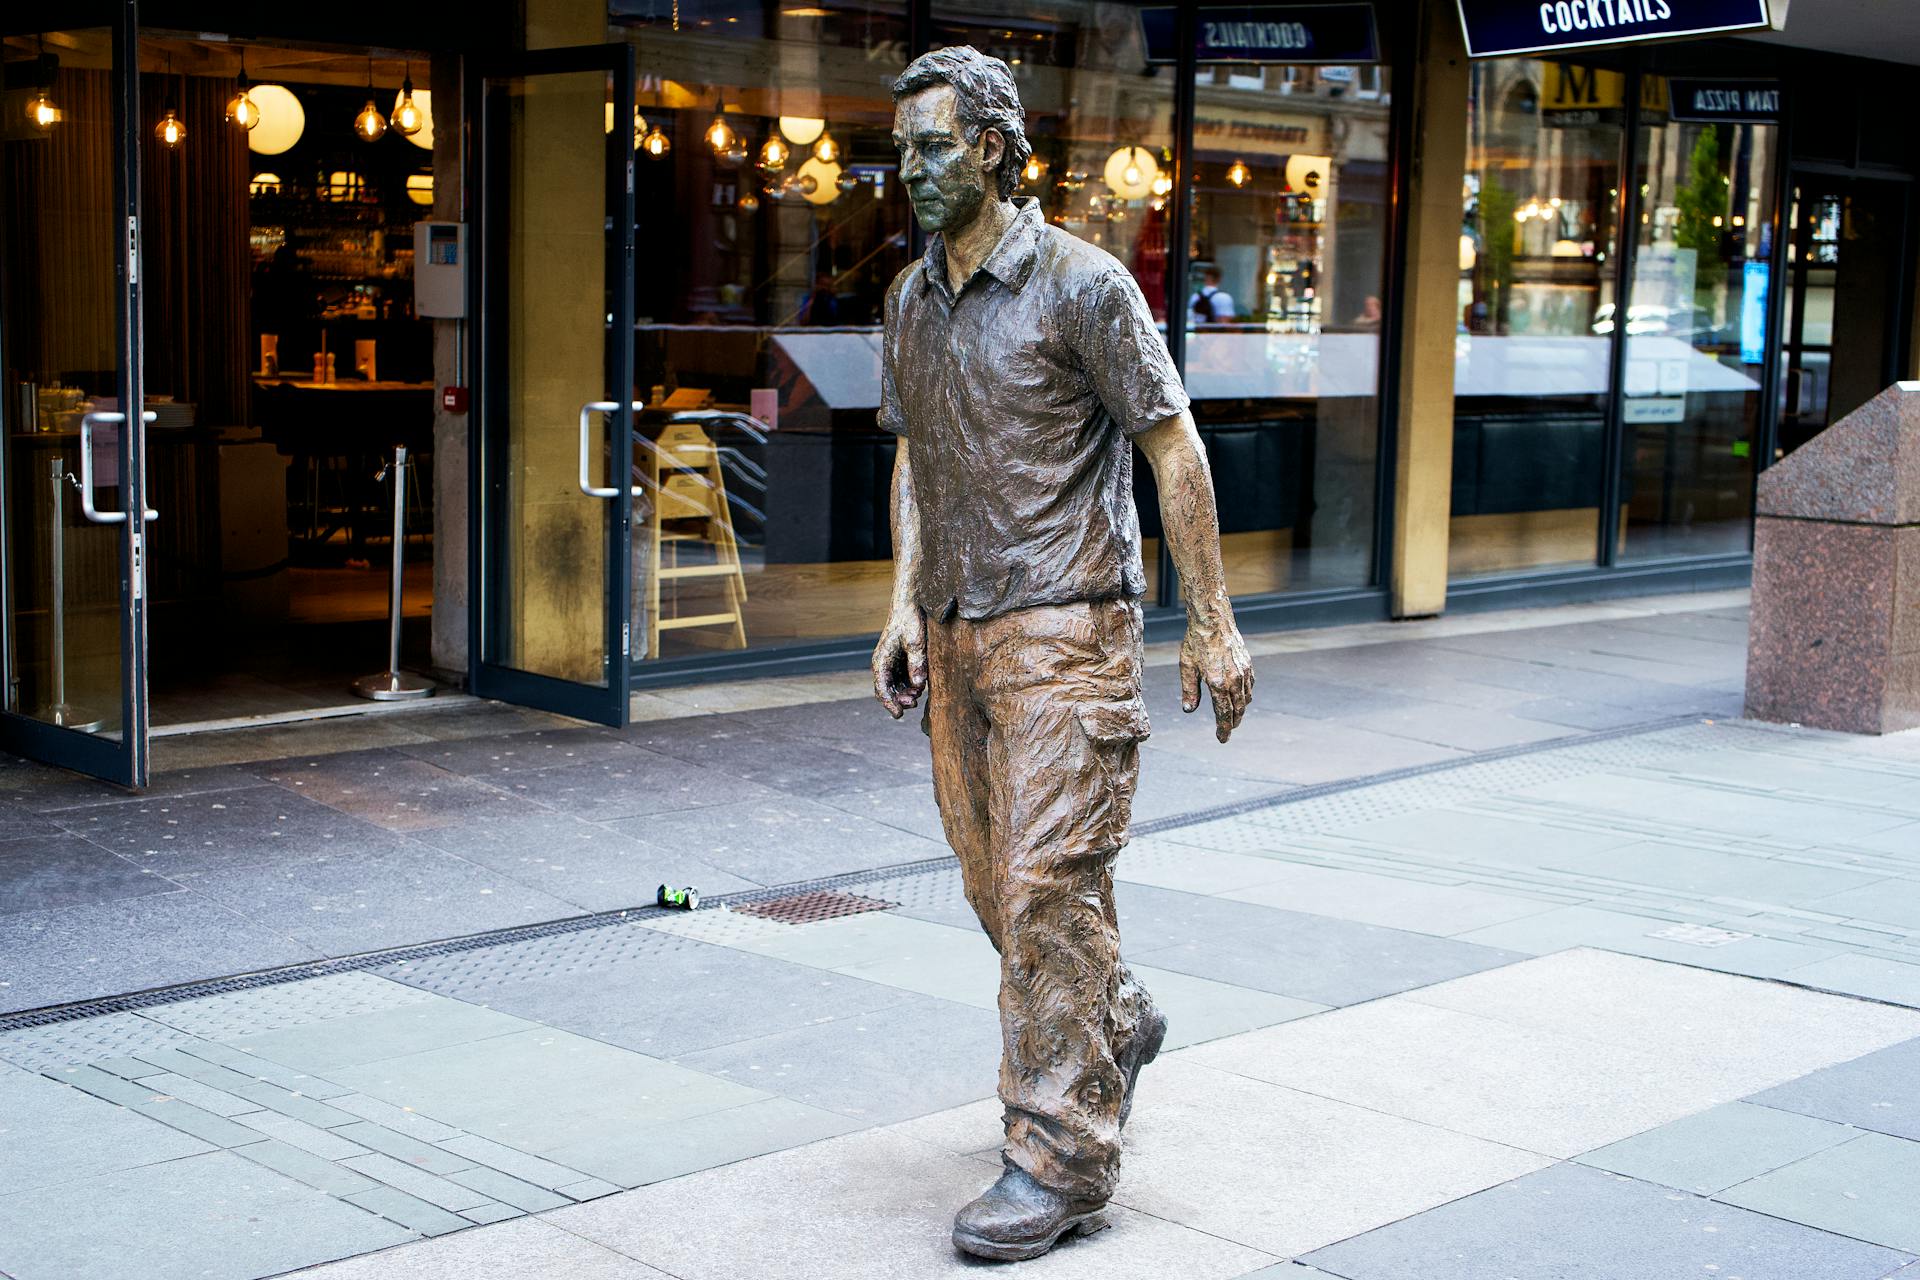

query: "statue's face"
left=893, top=85, right=999, bottom=235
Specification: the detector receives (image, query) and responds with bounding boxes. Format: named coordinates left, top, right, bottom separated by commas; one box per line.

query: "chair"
left=641, top=421, right=748, bottom=655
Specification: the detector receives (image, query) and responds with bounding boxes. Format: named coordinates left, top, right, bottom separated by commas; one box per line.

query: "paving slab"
left=545, top=1127, right=1275, bottom=1280
left=1300, top=1161, right=1911, bottom=1280
left=171, top=845, right=585, bottom=957
left=1746, top=1037, right=1920, bottom=1141
left=253, top=750, right=538, bottom=832
left=1403, top=948, right=1920, bottom=1079
left=330, top=1028, right=766, bottom=1159
left=1575, top=1100, right=1861, bottom=1193
left=0, top=891, right=319, bottom=1015
left=1449, top=904, right=1850, bottom=979
left=1220, top=862, right=1558, bottom=937
left=1782, top=953, right=1920, bottom=1008
left=669, top=992, right=1004, bottom=1125
left=1119, top=883, right=1522, bottom=1006
left=1112, top=1057, right=1548, bottom=1257
left=607, top=796, right=951, bottom=886
left=279, top=1217, right=675, bottom=1278
left=394, top=935, right=920, bottom=1059
left=1187, top=994, right=1745, bottom=1157
left=0, top=1149, right=413, bottom=1280
left=0, top=836, right=171, bottom=916
left=47, top=785, right=413, bottom=873
left=0, top=1066, right=211, bottom=1195
left=540, top=1095, right=865, bottom=1186
left=1718, top=1132, right=1920, bottom=1252
left=407, top=812, right=756, bottom=912
left=226, top=997, right=541, bottom=1074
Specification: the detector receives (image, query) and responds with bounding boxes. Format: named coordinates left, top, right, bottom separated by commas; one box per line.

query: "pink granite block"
left=1746, top=519, right=1901, bottom=733
left=1756, top=384, right=1920, bottom=525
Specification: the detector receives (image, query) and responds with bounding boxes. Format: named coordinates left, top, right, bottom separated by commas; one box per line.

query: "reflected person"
left=871, top=46, right=1255, bottom=1263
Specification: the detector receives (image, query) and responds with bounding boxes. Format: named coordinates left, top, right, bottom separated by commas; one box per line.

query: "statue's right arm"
left=873, top=440, right=929, bottom=717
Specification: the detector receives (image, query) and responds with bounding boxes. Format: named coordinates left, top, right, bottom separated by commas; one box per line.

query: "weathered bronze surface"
left=871, top=45, right=1254, bottom=1260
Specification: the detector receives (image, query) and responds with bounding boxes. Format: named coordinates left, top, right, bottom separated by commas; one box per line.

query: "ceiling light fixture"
left=226, top=52, right=259, bottom=130
left=354, top=59, right=387, bottom=142
left=392, top=63, right=424, bottom=137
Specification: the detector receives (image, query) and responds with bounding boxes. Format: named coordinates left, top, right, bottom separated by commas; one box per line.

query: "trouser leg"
left=979, top=601, right=1152, bottom=1203
left=925, top=618, right=1002, bottom=949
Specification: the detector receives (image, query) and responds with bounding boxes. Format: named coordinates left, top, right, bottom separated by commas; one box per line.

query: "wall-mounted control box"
left=413, top=221, right=467, bottom=318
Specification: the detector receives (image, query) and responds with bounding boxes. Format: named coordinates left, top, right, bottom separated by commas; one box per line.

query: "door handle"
left=78, top=410, right=159, bottom=525
left=577, top=400, right=646, bottom=499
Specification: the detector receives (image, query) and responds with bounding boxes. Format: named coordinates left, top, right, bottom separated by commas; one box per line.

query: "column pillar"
left=1389, top=0, right=1469, bottom=618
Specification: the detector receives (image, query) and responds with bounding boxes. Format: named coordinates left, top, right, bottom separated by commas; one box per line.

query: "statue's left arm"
left=1135, top=412, right=1254, bottom=743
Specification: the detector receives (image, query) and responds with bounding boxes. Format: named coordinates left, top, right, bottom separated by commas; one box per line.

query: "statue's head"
left=890, top=46, right=1031, bottom=235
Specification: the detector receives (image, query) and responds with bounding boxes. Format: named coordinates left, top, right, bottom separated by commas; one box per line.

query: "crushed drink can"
left=656, top=884, right=700, bottom=911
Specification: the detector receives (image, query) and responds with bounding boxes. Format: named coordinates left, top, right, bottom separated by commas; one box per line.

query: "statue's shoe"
left=951, top=1167, right=1110, bottom=1262
left=1118, top=1004, right=1168, bottom=1129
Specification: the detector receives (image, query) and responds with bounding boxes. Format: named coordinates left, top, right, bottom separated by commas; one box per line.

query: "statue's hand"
left=873, top=605, right=929, bottom=719
left=1179, top=616, right=1253, bottom=743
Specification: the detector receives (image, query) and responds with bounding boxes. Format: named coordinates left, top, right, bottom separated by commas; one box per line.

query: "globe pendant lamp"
left=392, top=64, right=424, bottom=137
left=354, top=59, right=387, bottom=142
left=226, top=53, right=260, bottom=130
left=154, top=55, right=185, bottom=150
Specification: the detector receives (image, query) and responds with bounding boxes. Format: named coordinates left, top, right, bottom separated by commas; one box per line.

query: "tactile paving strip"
left=0, top=1010, right=202, bottom=1073
left=378, top=919, right=701, bottom=997
left=140, top=971, right=437, bottom=1040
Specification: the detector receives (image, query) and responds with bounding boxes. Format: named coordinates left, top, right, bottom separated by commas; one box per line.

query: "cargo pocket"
left=1073, top=697, right=1152, bottom=851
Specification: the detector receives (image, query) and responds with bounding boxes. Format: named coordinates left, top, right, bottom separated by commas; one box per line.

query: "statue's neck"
left=944, top=198, right=1017, bottom=290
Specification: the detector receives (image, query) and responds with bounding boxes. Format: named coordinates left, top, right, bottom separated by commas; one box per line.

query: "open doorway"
left=135, top=36, right=438, bottom=726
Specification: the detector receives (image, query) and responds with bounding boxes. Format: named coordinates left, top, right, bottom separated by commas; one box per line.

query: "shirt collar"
left=923, top=197, right=1043, bottom=299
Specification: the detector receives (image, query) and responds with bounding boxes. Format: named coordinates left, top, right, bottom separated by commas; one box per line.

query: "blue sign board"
left=1741, top=261, right=1769, bottom=365
left=1455, top=0, right=1782, bottom=58
left=1143, top=4, right=1381, bottom=64
left=1669, top=78, right=1784, bottom=123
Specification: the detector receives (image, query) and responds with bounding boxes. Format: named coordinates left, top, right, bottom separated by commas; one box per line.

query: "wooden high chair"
left=642, top=420, right=748, bottom=655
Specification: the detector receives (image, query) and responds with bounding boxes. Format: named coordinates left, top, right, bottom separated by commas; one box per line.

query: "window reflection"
left=1450, top=59, right=1622, bottom=579
left=1619, top=78, right=1776, bottom=561
left=1185, top=60, right=1390, bottom=596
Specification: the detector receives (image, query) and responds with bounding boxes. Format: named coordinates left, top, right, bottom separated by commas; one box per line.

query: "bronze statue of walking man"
left=872, top=46, right=1256, bottom=1262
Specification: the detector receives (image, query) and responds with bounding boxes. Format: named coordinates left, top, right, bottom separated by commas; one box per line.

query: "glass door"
left=1778, top=176, right=1908, bottom=458
left=0, top=6, right=152, bottom=786
left=472, top=45, right=636, bottom=726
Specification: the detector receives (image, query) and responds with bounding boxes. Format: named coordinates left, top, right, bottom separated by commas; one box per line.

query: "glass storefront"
left=602, top=0, right=1397, bottom=665
left=1451, top=58, right=1623, bottom=579
left=1186, top=61, right=1391, bottom=597
left=1618, top=75, right=1777, bottom=561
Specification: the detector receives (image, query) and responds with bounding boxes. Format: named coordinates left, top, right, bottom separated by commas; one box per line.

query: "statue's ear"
left=978, top=126, right=1006, bottom=176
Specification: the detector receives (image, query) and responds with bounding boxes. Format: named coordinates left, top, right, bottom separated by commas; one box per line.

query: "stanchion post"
left=351, top=445, right=434, bottom=701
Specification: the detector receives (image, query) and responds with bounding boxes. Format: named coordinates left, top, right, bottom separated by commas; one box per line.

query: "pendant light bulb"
left=759, top=134, right=790, bottom=169
left=356, top=98, right=387, bottom=141
left=1021, top=155, right=1044, bottom=184
left=392, top=70, right=423, bottom=138
left=227, top=55, right=260, bottom=131
left=26, top=93, right=60, bottom=132
left=811, top=133, right=839, bottom=164
left=706, top=114, right=736, bottom=154
left=1150, top=172, right=1172, bottom=197
left=155, top=108, right=187, bottom=148
left=641, top=124, right=671, bottom=158
left=1226, top=159, right=1250, bottom=188
left=355, top=60, right=386, bottom=141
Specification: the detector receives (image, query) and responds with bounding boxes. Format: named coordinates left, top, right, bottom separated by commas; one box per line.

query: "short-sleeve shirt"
left=880, top=197, right=1189, bottom=621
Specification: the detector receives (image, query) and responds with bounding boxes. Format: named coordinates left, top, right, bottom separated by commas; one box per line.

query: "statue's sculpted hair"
left=891, top=46, right=1031, bottom=201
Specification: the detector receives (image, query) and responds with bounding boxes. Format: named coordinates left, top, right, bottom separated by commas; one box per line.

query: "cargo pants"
left=923, top=597, right=1157, bottom=1203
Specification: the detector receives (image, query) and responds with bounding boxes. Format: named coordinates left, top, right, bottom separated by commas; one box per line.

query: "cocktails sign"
left=1455, top=0, right=1788, bottom=58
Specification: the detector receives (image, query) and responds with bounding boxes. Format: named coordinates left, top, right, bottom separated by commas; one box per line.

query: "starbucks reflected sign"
left=1455, top=0, right=1788, bottom=57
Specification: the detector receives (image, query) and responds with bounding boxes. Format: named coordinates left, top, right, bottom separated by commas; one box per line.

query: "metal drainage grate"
left=735, top=889, right=896, bottom=925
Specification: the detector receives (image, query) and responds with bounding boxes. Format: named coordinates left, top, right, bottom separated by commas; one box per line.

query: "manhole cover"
left=736, top=890, right=895, bottom=925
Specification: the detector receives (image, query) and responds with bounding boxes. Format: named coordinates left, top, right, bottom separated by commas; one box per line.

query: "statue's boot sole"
left=953, top=1210, right=1110, bottom=1261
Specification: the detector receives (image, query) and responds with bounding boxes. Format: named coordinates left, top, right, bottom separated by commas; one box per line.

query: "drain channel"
left=0, top=712, right=1709, bottom=1032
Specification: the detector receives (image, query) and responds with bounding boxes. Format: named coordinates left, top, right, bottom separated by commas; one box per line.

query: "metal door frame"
left=468, top=42, right=636, bottom=727
left=0, top=2, right=152, bottom=786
